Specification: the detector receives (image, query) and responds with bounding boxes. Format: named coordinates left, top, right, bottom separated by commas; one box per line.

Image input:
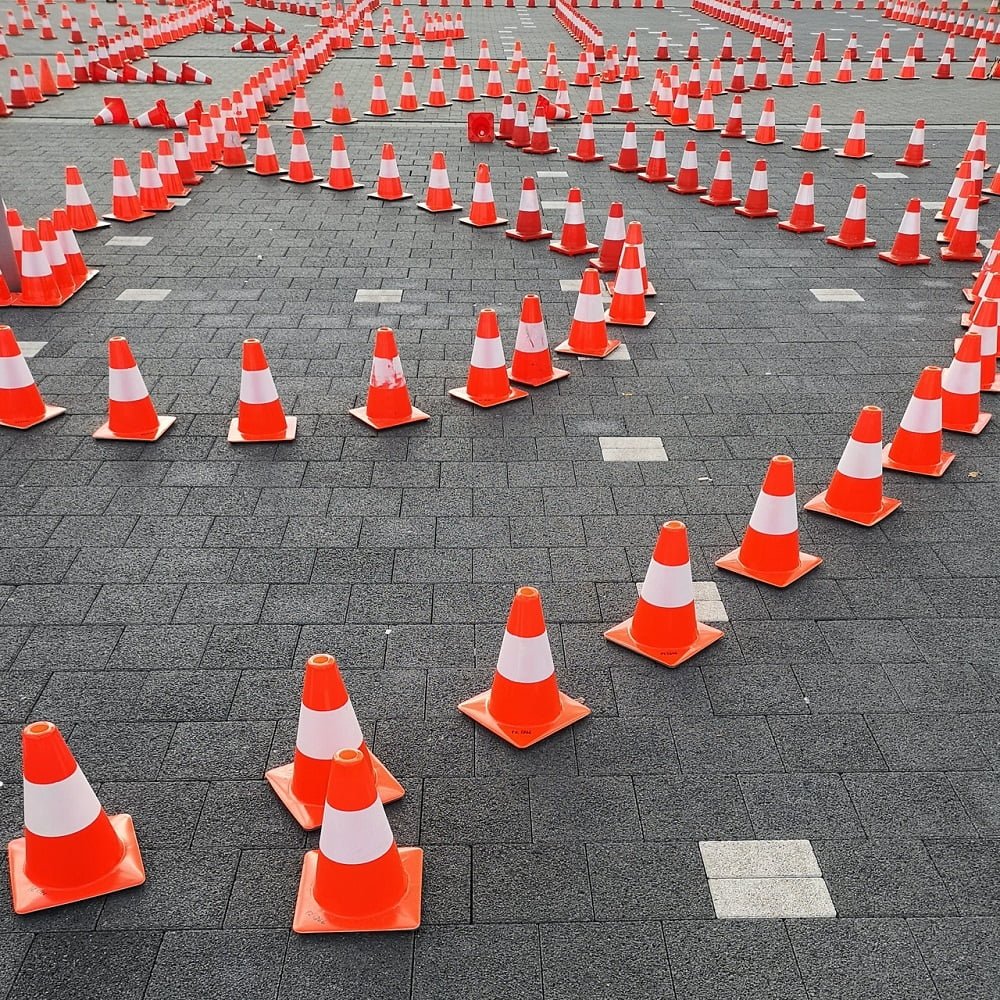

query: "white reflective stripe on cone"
left=796, top=183, right=815, bottom=206
left=23, top=767, right=103, bottom=837
left=371, top=355, right=405, bottom=389
left=240, top=366, right=279, bottom=405
left=575, top=292, right=605, bottom=323
left=319, top=798, right=395, bottom=864
left=748, top=171, right=768, bottom=191
left=109, top=365, right=149, bottom=402
left=496, top=629, right=556, bottom=683
left=640, top=558, right=694, bottom=608
left=296, top=701, right=364, bottom=760
left=836, top=437, right=883, bottom=479
left=429, top=168, right=449, bottom=188
left=515, top=321, right=547, bottom=353
left=899, top=394, right=941, bottom=433
left=66, top=185, right=88, bottom=206
left=0, top=354, right=35, bottom=390
left=470, top=334, right=506, bottom=369
left=613, top=265, right=645, bottom=296
left=942, top=358, right=980, bottom=394
left=564, top=202, right=585, bottom=224
left=19, top=251, right=52, bottom=279
left=519, top=191, right=540, bottom=212
left=379, top=160, right=400, bottom=179
left=899, top=212, right=920, bottom=236
left=472, top=181, right=492, bottom=203
left=972, top=322, right=998, bottom=354
left=845, top=197, right=866, bottom=220
left=747, top=491, right=798, bottom=535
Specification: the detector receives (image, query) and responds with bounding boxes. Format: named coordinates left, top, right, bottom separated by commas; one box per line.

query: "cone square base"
left=72, top=219, right=112, bottom=232
left=292, top=846, right=422, bottom=933
left=0, top=403, right=67, bottom=431
left=567, top=153, right=604, bottom=163
left=735, top=206, right=779, bottom=219
left=834, top=150, right=873, bottom=158
left=394, top=105, right=426, bottom=112
left=218, top=161, right=250, bottom=170
left=941, top=247, right=984, bottom=263
left=605, top=616, right=724, bottom=667
left=368, top=191, right=413, bottom=201
left=689, top=125, right=722, bottom=133
left=457, top=688, right=591, bottom=748
left=895, top=157, right=930, bottom=167
left=606, top=308, right=655, bottom=327
left=554, top=337, right=622, bottom=358
left=746, top=138, right=783, bottom=146
left=609, top=164, right=643, bottom=174
left=93, top=414, right=175, bottom=441
left=792, top=143, right=830, bottom=152
left=417, top=201, right=463, bottom=213
left=228, top=415, right=297, bottom=444
left=943, top=411, right=991, bottom=435
left=523, top=147, right=560, bottom=156
left=715, top=548, right=823, bottom=588
left=281, top=175, right=322, bottom=185
left=700, top=195, right=742, bottom=207
left=7, top=813, right=146, bottom=914
left=506, top=227, right=553, bottom=242
left=804, top=488, right=901, bottom=526
left=588, top=257, right=618, bottom=271
left=549, top=240, right=599, bottom=256
left=249, top=168, right=288, bottom=177
left=320, top=180, right=363, bottom=191
left=349, top=404, right=430, bottom=430
left=508, top=365, right=570, bottom=387
left=325, top=117, right=359, bottom=125
left=878, top=249, right=930, bottom=266
left=363, top=111, right=396, bottom=118
left=458, top=215, right=507, bottom=227
left=102, top=210, right=156, bottom=223
left=668, top=183, right=708, bottom=195
left=826, top=235, right=876, bottom=249
left=448, top=384, right=528, bottom=408
left=778, top=220, right=826, bottom=234
left=882, top=443, right=955, bottom=477
left=638, top=172, right=675, bottom=184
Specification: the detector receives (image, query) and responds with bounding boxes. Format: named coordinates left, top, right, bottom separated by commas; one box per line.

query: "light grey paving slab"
left=700, top=839, right=822, bottom=878
left=116, top=288, right=171, bottom=302
left=537, top=171, right=569, bottom=179
left=354, top=289, right=403, bottom=304
left=810, top=288, right=864, bottom=303
left=106, top=236, right=154, bottom=247
left=872, top=172, right=909, bottom=179
left=19, top=341, right=47, bottom=358
left=169, top=197, right=191, bottom=206
left=708, top=877, right=837, bottom=919
left=541, top=201, right=568, bottom=211
left=599, top=437, right=668, bottom=462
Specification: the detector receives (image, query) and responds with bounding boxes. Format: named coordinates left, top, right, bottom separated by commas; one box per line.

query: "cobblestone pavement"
left=0, top=0, right=999, bottom=997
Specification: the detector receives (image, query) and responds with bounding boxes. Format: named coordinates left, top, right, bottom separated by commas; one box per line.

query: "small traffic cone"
left=882, top=366, right=955, bottom=476
left=506, top=177, right=552, bottom=241
left=826, top=184, right=876, bottom=249
left=424, top=67, right=452, bottom=108
left=668, top=140, right=706, bottom=194
left=449, top=308, right=527, bottom=407
left=93, top=337, right=175, bottom=441
left=716, top=455, right=821, bottom=587
left=835, top=109, right=872, bottom=158
left=700, top=149, right=741, bottom=207
left=941, top=195, right=983, bottom=263
left=778, top=172, right=825, bottom=233
left=879, top=199, right=929, bottom=265
left=638, top=130, right=674, bottom=184
left=103, top=158, right=155, bottom=223
left=219, top=118, right=248, bottom=169
left=555, top=268, right=621, bottom=357
left=395, top=70, right=422, bottom=112
left=459, top=163, right=506, bottom=227
left=804, top=406, right=900, bottom=525
left=266, top=653, right=404, bottom=829
left=247, top=123, right=286, bottom=177
left=327, top=81, right=358, bottom=124
left=896, top=119, right=930, bottom=167
left=735, top=160, right=778, bottom=219
left=367, top=143, right=411, bottom=201
left=228, top=339, right=296, bottom=443
left=454, top=64, right=479, bottom=102
left=689, top=92, right=718, bottom=132
left=417, top=151, right=462, bottom=213
left=319, top=135, right=361, bottom=190
left=291, top=747, right=421, bottom=933
left=458, top=586, right=590, bottom=747
left=7, top=721, right=145, bottom=914
left=550, top=188, right=598, bottom=256
left=605, top=521, right=723, bottom=667
left=567, top=113, right=603, bottom=162
left=942, top=332, right=991, bottom=434
left=606, top=244, right=655, bottom=327
left=589, top=202, right=627, bottom=272
left=508, top=295, right=568, bottom=386
left=609, top=120, right=641, bottom=174
left=721, top=94, right=745, bottom=138
left=747, top=97, right=781, bottom=145
left=365, top=74, right=395, bottom=117
left=793, top=104, right=829, bottom=151
left=350, top=327, right=429, bottom=430
left=64, top=165, right=110, bottom=231
left=0, top=325, right=66, bottom=429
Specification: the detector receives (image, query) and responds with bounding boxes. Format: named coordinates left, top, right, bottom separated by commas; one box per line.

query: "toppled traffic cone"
left=0, top=325, right=66, bottom=429
left=804, top=405, right=900, bottom=525
left=590, top=202, right=626, bottom=271
left=449, top=308, right=527, bottom=407
left=93, top=95, right=130, bottom=126
left=458, top=586, right=590, bottom=747
left=64, top=165, right=110, bottom=231
left=716, top=455, right=822, bottom=587
left=605, top=520, right=723, bottom=666
left=368, top=143, right=411, bottom=201
left=826, top=184, right=875, bottom=249
left=549, top=188, right=598, bottom=256
left=131, top=100, right=173, bottom=129
left=418, top=151, right=462, bottom=213
left=606, top=243, right=655, bottom=327
left=878, top=198, right=929, bottom=265
left=700, top=149, right=741, bottom=207
left=555, top=267, right=621, bottom=358
left=506, top=177, right=552, bottom=241
left=350, top=327, right=429, bottom=430
left=93, top=336, right=175, bottom=441
left=228, top=339, right=296, bottom=443
left=459, top=163, right=506, bottom=227
left=735, top=159, right=778, bottom=219
left=778, top=171, right=824, bottom=233
left=835, top=108, right=872, bottom=158
left=508, top=294, right=568, bottom=387
left=7, top=721, right=145, bottom=914
left=942, top=332, right=991, bottom=434
left=248, top=123, right=285, bottom=177
left=882, top=366, right=955, bottom=476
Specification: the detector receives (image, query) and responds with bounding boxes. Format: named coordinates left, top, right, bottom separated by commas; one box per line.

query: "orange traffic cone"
left=609, top=120, right=641, bottom=172
left=897, top=119, right=930, bottom=167
left=424, top=67, right=452, bottom=108
left=524, top=101, right=559, bottom=154
left=458, top=586, right=590, bottom=747
left=287, top=85, right=320, bottom=128
left=638, top=129, right=674, bottom=183
left=449, top=308, right=528, bottom=407
left=0, top=325, right=66, bottom=429
left=93, top=336, right=175, bottom=441
left=156, top=140, right=189, bottom=197
left=365, top=73, right=395, bottom=117
left=835, top=108, right=872, bottom=158
left=228, top=339, right=296, bottom=443
left=13, top=228, right=66, bottom=307
left=942, top=332, right=991, bottom=434
left=549, top=188, right=598, bottom=256
left=747, top=96, right=781, bottom=145
left=103, top=158, right=155, bottom=223
left=281, top=129, right=321, bottom=185
left=7, top=721, right=145, bottom=914
left=606, top=243, right=655, bottom=327
left=506, top=177, right=552, bottom=241
left=219, top=117, right=249, bottom=169
left=804, top=406, right=900, bottom=525
left=668, top=140, right=706, bottom=194
left=716, top=455, right=822, bottom=587
left=349, top=327, right=430, bottom=430
left=778, top=171, right=825, bottom=233
left=967, top=299, right=1000, bottom=393
left=735, top=159, right=778, bottom=219
left=879, top=198, right=929, bottom=265
left=291, top=747, right=421, bottom=932
left=827, top=184, right=876, bottom=249
left=605, top=520, right=723, bottom=667
left=266, top=653, right=404, bottom=829
left=555, top=267, right=621, bottom=357
left=567, top=113, right=603, bottom=162
left=418, top=151, right=462, bottom=213
left=92, top=95, right=130, bottom=126
left=721, top=94, right=745, bottom=137
left=327, top=81, right=358, bottom=125
left=248, top=123, right=286, bottom=177
left=508, top=294, right=569, bottom=386
left=941, top=194, right=983, bottom=263
left=793, top=104, right=829, bottom=151
left=64, top=166, right=110, bottom=231
left=589, top=202, right=627, bottom=272
left=367, top=143, right=411, bottom=201
left=700, top=149, right=741, bottom=207
left=459, top=163, right=506, bottom=227
left=136, top=150, right=173, bottom=212
left=882, top=366, right=955, bottom=476
left=395, top=70, right=422, bottom=112
left=319, top=134, right=362, bottom=191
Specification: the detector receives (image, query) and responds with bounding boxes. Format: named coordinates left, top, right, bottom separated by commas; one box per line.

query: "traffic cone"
left=778, top=172, right=825, bottom=233
left=882, top=366, right=955, bottom=476
left=865, top=50, right=885, bottom=81
left=585, top=77, right=609, bottom=116
left=690, top=92, right=718, bottom=131
left=394, top=71, right=422, bottom=113
left=350, top=327, right=429, bottom=430
left=896, top=119, right=930, bottom=167
left=103, top=158, right=155, bottom=223
left=481, top=61, right=504, bottom=98
left=524, top=100, right=558, bottom=154
left=966, top=298, right=1000, bottom=393
left=747, top=97, right=781, bottom=145
left=228, top=339, right=296, bottom=443
left=555, top=268, right=621, bottom=357
left=609, top=120, right=641, bottom=173
left=497, top=96, right=516, bottom=140
left=832, top=52, right=854, bottom=84
left=156, top=139, right=189, bottom=197
left=285, top=85, right=318, bottom=128
left=567, top=113, right=603, bottom=162
left=716, top=455, right=821, bottom=587
left=896, top=47, right=919, bottom=80
left=793, top=104, right=829, bottom=151
left=266, top=653, right=404, bottom=829
left=735, top=160, right=778, bottom=219
left=589, top=202, right=626, bottom=272
left=721, top=94, right=745, bottom=138
left=64, top=165, right=110, bottom=231
left=549, top=188, right=598, bottom=256
left=449, top=308, right=527, bottom=407
left=638, top=130, right=674, bottom=184
left=36, top=218, right=76, bottom=300
left=506, top=101, right=531, bottom=149
left=804, top=406, right=900, bottom=525
left=0, top=326, right=66, bottom=429
left=455, top=64, right=479, bottom=102
left=827, top=185, right=876, bottom=249
left=219, top=118, right=248, bottom=169
left=320, top=136, right=361, bottom=191
left=136, top=150, right=173, bottom=212
left=668, top=140, right=706, bottom=194
left=458, top=586, right=590, bottom=747
left=13, top=228, right=66, bottom=307
left=247, top=123, right=285, bottom=177
left=187, top=121, right=219, bottom=175
left=365, top=73, right=394, bottom=117
left=605, top=521, right=723, bottom=667
left=508, top=294, right=568, bottom=386
left=327, top=81, right=358, bottom=124
left=606, top=243, right=655, bottom=327
left=506, top=177, right=552, bottom=241
left=367, top=143, right=411, bottom=201
left=609, top=221, right=655, bottom=297
left=459, top=163, right=506, bottom=227
left=803, top=54, right=825, bottom=85
left=941, top=195, right=982, bottom=263
left=878, top=198, right=929, bottom=265
left=7, top=721, right=145, bottom=914
left=93, top=336, right=175, bottom=441
left=942, top=332, right=991, bottom=434
left=424, top=67, right=452, bottom=108
left=417, top=151, right=461, bottom=213
left=669, top=82, right=691, bottom=126
left=727, top=58, right=748, bottom=93
left=835, top=108, right=872, bottom=158
left=52, top=210, right=96, bottom=289
left=700, top=149, right=741, bottom=207
left=291, top=747, right=421, bottom=933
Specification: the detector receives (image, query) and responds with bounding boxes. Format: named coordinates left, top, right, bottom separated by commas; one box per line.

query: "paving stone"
left=420, top=777, right=530, bottom=844
left=844, top=772, right=977, bottom=837
left=739, top=773, right=865, bottom=839
left=530, top=775, right=642, bottom=842
left=909, top=917, right=1000, bottom=1000
left=634, top=774, right=753, bottom=840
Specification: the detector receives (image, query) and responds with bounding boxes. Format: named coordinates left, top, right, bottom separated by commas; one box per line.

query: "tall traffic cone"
left=7, top=721, right=145, bottom=914
left=668, top=140, right=706, bottom=194
left=0, top=326, right=66, bottom=429
left=735, top=160, right=778, bottom=218
left=606, top=243, right=655, bottom=327
left=103, top=158, right=155, bottom=223
left=549, top=188, right=598, bottom=256
left=804, top=406, right=900, bottom=525
left=878, top=198, right=930, bottom=265
left=449, top=308, right=528, bottom=407
left=506, top=177, right=552, bottom=241
left=349, top=327, right=430, bottom=430
left=882, top=366, right=955, bottom=476
left=247, top=123, right=286, bottom=177
left=508, top=295, right=568, bottom=386
left=778, top=172, right=825, bottom=233
left=367, top=143, right=411, bottom=201
left=589, top=202, right=627, bottom=272
left=942, top=332, right=991, bottom=434
left=609, top=120, right=641, bottom=172
left=896, top=119, right=930, bottom=167
left=826, top=184, right=876, bottom=249
left=835, top=108, right=872, bottom=158
left=458, top=586, right=590, bottom=747
left=291, top=747, right=421, bottom=933
left=716, top=455, right=821, bottom=587
left=266, top=653, right=404, bottom=829
left=228, top=339, right=296, bottom=443
left=793, top=104, right=828, bottom=151
left=459, top=163, right=506, bottom=227
left=555, top=268, right=621, bottom=358
left=64, top=165, right=110, bottom=231
left=700, top=149, right=741, bottom=207
left=605, top=521, right=723, bottom=666
left=638, top=130, right=674, bottom=183
left=93, top=336, right=175, bottom=441
left=567, top=113, right=603, bottom=162
left=417, top=151, right=462, bottom=212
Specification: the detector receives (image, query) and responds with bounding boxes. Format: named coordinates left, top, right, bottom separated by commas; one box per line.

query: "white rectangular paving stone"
left=708, top=877, right=837, bottom=919
left=537, top=171, right=569, bottom=178
left=354, top=289, right=403, bottom=303
left=872, top=172, right=908, bottom=179
left=541, top=201, right=568, bottom=211
left=116, top=288, right=171, bottom=302
left=19, top=341, right=47, bottom=358
left=700, top=839, right=822, bottom=878
left=106, top=236, right=154, bottom=248
left=559, top=278, right=611, bottom=301
left=599, top=436, right=668, bottom=462
left=810, top=288, right=864, bottom=302
left=605, top=344, right=630, bottom=361
left=169, top=198, right=191, bottom=206
left=923, top=201, right=946, bottom=211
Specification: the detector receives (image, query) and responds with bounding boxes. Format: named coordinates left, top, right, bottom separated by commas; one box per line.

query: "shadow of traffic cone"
left=103, top=158, right=155, bottom=223
left=605, top=520, right=723, bottom=666
left=735, top=159, right=778, bottom=218
left=458, top=586, right=590, bottom=747
left=459, top=163, right=506, bottom=226
left=804, top=405, right=900, bottom=525
left=93, top=336, right=175, bottom=441
left=64, top=166, right=110, bottom=231
left=367, top=143, right=411, bottom=201
left=555, top=268, right=621, bottom=357
left=266, top=652, right=404, bottom=829
left=7, top=721, right=145, bottom=914
left=606, top=243, right=655, bottom=327
left=449, top=308, right=528, bottom=407
left=882, top=367, right=955, bottom=476
left=0, top=325, right=66, bottom=429
left=228, top=339, right=296, bottom=443
left=506, top=177, right=552, bottom=241
left=835, top=108, right=872, bottom=158
left=509, top=294, right=569, bottom=386
left=609, top=120, right=641, bottom=172
left=350, top=327, right=430, bottom=430
left=549, top=188, right=598, bottom=256
left=700, top=149, right=741, bottom=207
left=567, top=113, right=603, bottom=162
left=716, top=455, right=822, bottom=587
left=248, top=123, right=286, bottom=177
left=878, top=198, right=929, bottom=265
left=778, top=171, right=824, bottom=233
left=896, top=119, right=930, bottom=167
left=826, top=184, right=875, bottom=248
left=942, top=332, right=991, bottom=434
left=418, top=151, right=462, bottom=213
